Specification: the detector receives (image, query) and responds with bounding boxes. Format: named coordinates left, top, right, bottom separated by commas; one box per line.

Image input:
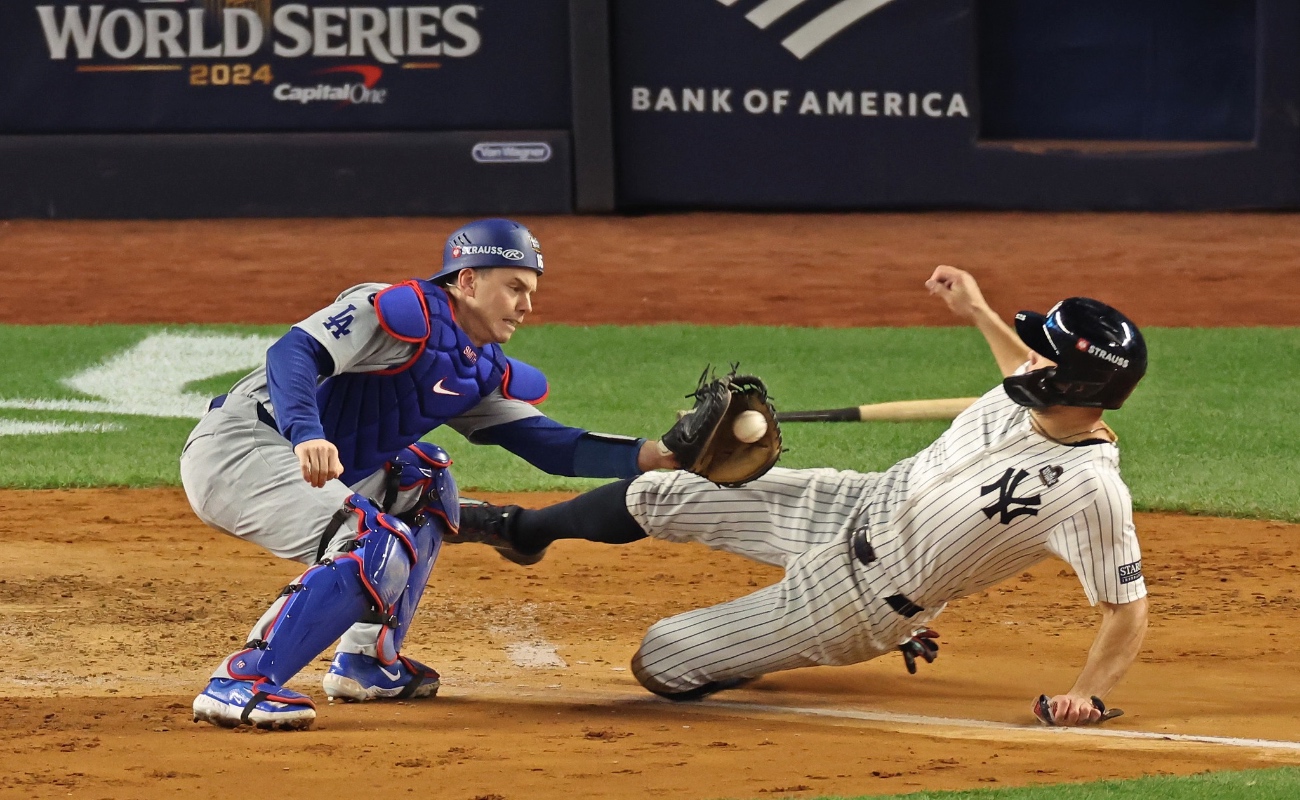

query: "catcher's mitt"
left=661, top=366, right=781, bottom=487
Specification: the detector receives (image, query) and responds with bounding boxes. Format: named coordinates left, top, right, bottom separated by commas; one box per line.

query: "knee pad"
left=336, top=494, right=417, bottom=612
left=225, top=495, right=417, bottom=686
left=382, top=443, right=460, bottom=530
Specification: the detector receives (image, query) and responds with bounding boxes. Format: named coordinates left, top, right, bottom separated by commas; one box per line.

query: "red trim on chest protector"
left=373, top=281, right=430, bottom=376
left=500, top=362, right=550, bottom=406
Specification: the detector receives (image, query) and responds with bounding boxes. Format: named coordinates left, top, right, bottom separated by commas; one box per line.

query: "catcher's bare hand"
left=1032, top=694, right=1123, bottom=727
left=898, top=628, right=939, bottom=674
left=294, top=439, right=344, bottom=488
left=640, top=440, right=680, bottom=471
left=926, top=265, right=990, bottom=321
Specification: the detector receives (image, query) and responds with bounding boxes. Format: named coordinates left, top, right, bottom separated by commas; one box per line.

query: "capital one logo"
left=715, top=0, right=900, bottom=59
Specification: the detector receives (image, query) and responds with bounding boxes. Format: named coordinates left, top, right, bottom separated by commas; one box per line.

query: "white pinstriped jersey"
left=860, top=379, right=1147, bottom=612
left=626, top=368, right=1146, bottom=694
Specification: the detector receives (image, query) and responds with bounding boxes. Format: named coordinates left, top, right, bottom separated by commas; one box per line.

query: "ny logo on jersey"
left=323, top=304, right=358, bottom=339
left=980, top=468, right=1042, bottom=524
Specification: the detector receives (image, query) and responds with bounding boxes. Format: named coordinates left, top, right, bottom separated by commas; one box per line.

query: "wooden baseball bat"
left=775, top=397, right=979, bottom=423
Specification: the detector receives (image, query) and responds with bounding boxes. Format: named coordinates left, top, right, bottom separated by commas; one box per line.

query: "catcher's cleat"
left=192, top=678, right=316, bottom=731
left=323, top=653, right=440, bottom=702
left=449, top=499, right=548, bottom=566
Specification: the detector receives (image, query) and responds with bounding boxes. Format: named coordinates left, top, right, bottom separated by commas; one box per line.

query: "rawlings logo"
left=452, top=245, right=525, bottom=260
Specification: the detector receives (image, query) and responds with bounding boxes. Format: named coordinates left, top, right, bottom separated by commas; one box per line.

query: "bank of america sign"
left=716, top=0, right=901, bottom=59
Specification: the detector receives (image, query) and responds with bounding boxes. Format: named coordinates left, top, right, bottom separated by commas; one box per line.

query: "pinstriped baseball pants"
left=625, top=468, right=930, bottom=695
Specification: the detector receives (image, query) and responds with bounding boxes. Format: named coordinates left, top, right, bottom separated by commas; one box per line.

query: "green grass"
left=0, top=325, right=281, bottom=486
left=811, top=767, right=1300, bottom=799
left=0, top=324, right=1296, bottom=521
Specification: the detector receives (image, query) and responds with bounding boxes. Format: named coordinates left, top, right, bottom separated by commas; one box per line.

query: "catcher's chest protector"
left=318, top=281, right=507, bottom=484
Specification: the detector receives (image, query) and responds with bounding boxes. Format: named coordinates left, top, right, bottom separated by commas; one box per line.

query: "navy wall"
left=979, top=0, right=1257, bottom=141
left=611, top=0, right=1300, bottom=210
left=0, top=0, right=582, bottom=217
left=6, top=0, right=1300, bottom=216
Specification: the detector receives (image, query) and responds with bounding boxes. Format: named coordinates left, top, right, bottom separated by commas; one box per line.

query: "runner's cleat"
left=451, top=499, right=548, bottom=566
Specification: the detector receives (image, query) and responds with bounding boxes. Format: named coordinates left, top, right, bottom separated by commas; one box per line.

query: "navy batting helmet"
left=431, top=218, right=544, bottom=284
left=1003, top=298, right=1147, bottom=410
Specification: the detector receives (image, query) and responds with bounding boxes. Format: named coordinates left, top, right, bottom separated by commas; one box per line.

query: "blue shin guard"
left=375, top=510, right=449, bottom=663
left=374, top=445, right=457, bottom=662
left=219, top=495, right=417, bottom=687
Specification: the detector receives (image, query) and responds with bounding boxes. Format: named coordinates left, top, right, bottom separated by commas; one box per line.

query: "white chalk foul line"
left=446, top=685, right=1300, bottom=755
left=696, top=700, right=1300, bottom=753
left=0, top=419, right=123, bottom=436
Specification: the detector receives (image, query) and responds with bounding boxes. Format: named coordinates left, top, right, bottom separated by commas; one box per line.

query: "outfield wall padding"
left=611, top=0, right=1300, bottom=210
left=0, top=0, right=579, bottom=218
left=0, top=131, right=572, bottom=218
left=5, top=0, right=1300, bottom=216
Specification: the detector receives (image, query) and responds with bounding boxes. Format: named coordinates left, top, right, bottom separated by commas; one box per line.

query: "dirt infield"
left=4, top=491, right=1300, bottom=800
left=3, top=212, right=1298, bottom=326
left=2, top=213, right=1299, bottom=799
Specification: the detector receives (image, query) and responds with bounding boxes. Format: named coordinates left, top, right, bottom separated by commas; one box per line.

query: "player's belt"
left=851, top=528, right=926, bottom=619
left=208, top=394, right=279, bottom=432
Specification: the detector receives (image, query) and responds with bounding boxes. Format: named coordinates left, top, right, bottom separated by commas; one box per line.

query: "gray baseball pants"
left=179, top=394, right=419, bottom=659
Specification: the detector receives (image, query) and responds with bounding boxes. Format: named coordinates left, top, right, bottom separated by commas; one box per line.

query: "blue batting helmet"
left=431, top=218, right=544, bottom=283
left=1003, top=297, right=1147, bottom=410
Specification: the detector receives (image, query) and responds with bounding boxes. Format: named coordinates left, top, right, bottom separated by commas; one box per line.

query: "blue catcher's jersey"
left=227, top=277, right=639, bottom=488
left=311, top=280, right=517, bottom=483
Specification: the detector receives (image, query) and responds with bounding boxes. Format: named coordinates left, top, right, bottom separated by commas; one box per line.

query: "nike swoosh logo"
left=433, top=379, right=461, bottom=396
left=380, top=666, right=402, bottom=681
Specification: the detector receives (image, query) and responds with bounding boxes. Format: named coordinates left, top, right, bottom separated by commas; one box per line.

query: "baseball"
left=732, top=410, right=768, bottom=443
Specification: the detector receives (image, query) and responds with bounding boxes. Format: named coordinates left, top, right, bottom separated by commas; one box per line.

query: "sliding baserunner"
left=453, top=266, right=1149, bottom=726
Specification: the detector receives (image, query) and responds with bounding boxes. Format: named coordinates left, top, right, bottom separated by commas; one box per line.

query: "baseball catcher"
left=181, top=219, right=681, bottom=731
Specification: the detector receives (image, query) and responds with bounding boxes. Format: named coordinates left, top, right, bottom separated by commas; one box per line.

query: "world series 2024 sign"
left=1, top=1, right=571, bottom=133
